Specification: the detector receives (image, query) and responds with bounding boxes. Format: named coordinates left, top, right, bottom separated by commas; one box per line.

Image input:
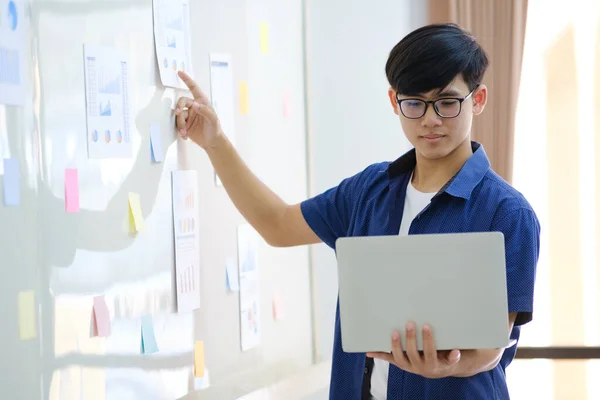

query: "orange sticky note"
left=128, top=192, right=145, bottom=233
left=92, top=296, right=111, bottom=337
left=65, top=168, right=80, bottom=213
left=239, top=82, right=249, bottom=115
left=18, top=291, right=36, bottom=340
left=259, top=23, right=269, bottom=54
left=194, top=341, right=205, bottom=378
left=272, top=288, right=285, bottom=321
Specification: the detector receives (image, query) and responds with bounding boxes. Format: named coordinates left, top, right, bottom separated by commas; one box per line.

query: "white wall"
left=304, top=0, right=428, bottom=360
left=0, top=1, right=312, bottom=399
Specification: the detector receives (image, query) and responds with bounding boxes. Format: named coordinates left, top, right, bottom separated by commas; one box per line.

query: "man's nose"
left=421, top=104, right=442, bottom=128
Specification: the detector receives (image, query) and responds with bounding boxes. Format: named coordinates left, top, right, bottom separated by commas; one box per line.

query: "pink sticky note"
left=92, top=296, right=111, bottom=337
left=273, top=288, right=285, bottom=321
left=65, top=168, right=80, bottom=213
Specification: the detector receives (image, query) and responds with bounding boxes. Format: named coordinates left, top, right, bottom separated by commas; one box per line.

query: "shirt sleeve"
left=492, top=207, right=541, bottom=326
left=300, top=165, right=375, bottom=250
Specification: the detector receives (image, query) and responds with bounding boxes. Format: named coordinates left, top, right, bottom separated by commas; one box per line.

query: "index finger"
left=422, top=325, right=437, bottom=365
left=178, top=70, right=209, bottom=103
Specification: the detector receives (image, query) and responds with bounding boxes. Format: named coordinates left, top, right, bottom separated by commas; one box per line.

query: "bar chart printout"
left=171, top=170, right=200, bottom=313
left=0, top=0, right=26, bottom=106
left=83, top=44, right=132, bottom=159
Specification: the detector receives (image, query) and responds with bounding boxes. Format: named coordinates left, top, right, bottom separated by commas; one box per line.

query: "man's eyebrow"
left=435, top=88, right=461, bottom=97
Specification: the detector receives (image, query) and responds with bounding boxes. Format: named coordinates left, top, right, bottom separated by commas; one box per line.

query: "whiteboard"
left=0, top=0, right=312, bottom=399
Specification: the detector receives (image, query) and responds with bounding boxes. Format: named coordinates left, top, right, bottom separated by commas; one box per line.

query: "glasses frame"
left=396, top=87, right=477, bottom=119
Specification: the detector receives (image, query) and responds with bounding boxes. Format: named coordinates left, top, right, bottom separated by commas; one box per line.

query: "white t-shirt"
left=370, top=176, right=436, bottom=400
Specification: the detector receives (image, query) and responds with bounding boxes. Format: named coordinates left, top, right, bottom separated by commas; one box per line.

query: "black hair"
left=385, top=23, right=489, bottom=96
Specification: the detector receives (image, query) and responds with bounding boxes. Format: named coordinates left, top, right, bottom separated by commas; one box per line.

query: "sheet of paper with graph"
left=171, top=170, right=201, bottom=313
left=83, top=44, right=132, bottom=159
left=237, top=224, right=261, bottom=351
left=0, top=0, right=26, bottom=106
left=152, top=0, right=193, bottom=89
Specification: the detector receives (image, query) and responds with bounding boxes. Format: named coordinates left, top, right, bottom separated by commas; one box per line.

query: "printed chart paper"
left=152, top=0, right=193, bottom=89
left=83, top=44, right=132, bottom=159
left=209, top=54, right=235, bottom=187
left=0, top=0, right=26, bottom=106
left=172, top=170, right=200, bottom=313
left=209, top=54, right=236, bottom=145
left=237, top=224, right=261, bottom=351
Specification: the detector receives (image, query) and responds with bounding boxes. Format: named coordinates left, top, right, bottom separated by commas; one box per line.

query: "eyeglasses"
left=396, top=88, right=476, bottom=119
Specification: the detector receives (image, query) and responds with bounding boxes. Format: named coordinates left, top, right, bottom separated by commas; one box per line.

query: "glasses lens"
left=400, top=100, right=426, bottom=118
left=434, top=99, right=461, bottom=117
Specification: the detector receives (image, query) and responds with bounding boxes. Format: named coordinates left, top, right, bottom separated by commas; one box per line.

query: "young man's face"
left=388, top=76, right=487, bottom=161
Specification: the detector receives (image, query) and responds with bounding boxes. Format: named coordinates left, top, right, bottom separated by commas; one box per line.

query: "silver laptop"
left=335, top=232, right=510, bottom=353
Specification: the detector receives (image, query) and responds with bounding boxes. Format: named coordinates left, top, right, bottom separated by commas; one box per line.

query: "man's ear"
left=388, top=88, right=400, bottom=115
left=472, top=85, right=488, bottom=115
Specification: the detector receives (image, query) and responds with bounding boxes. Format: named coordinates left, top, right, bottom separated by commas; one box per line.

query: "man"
left=175, top=23, right=539, bottom=400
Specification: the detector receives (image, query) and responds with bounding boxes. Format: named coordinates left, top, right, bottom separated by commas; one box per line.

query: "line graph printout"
left=0, top=0, right=26, bottom=106
left=237, top=224, right=261, bottom=351
left=209, top=54, right=235, bottom=145
left=209, top=54, right=235, bottom=187
left=83, top=44, right=132, bottom=159
left=152, top=0, right=193, bottom=89
left=171, top=170, right=200, bottom=313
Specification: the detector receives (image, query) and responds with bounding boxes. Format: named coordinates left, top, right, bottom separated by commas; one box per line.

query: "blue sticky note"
left=3, top=158, right=20, bottom=206
left=225, top=257, right=239, bottom=292
left=140, top=314, right=159, bottom=354
left=150, top=124, right=163, bottom=163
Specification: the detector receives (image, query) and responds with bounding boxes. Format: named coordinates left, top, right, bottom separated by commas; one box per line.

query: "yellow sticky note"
left=194, top=341, right=205, bottom=378
left=18, top=291, right=36, bottom=340
left=128, top=192, right=145, bottom=232
left=129, top=209, right=136, bottom=234
left=260, top=23, right=269, bottom=54
left=239, top=82, right=249, bottom=115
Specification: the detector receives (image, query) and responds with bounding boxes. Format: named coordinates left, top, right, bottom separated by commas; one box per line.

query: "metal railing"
left=515, top=347, right=600, bottom=360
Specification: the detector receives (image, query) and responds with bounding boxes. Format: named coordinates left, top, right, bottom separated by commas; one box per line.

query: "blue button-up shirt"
left=301, top=142, right=540, bottom=399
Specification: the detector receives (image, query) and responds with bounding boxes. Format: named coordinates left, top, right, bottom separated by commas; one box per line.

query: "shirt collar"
left=386, top=141, right=491, bottom=200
